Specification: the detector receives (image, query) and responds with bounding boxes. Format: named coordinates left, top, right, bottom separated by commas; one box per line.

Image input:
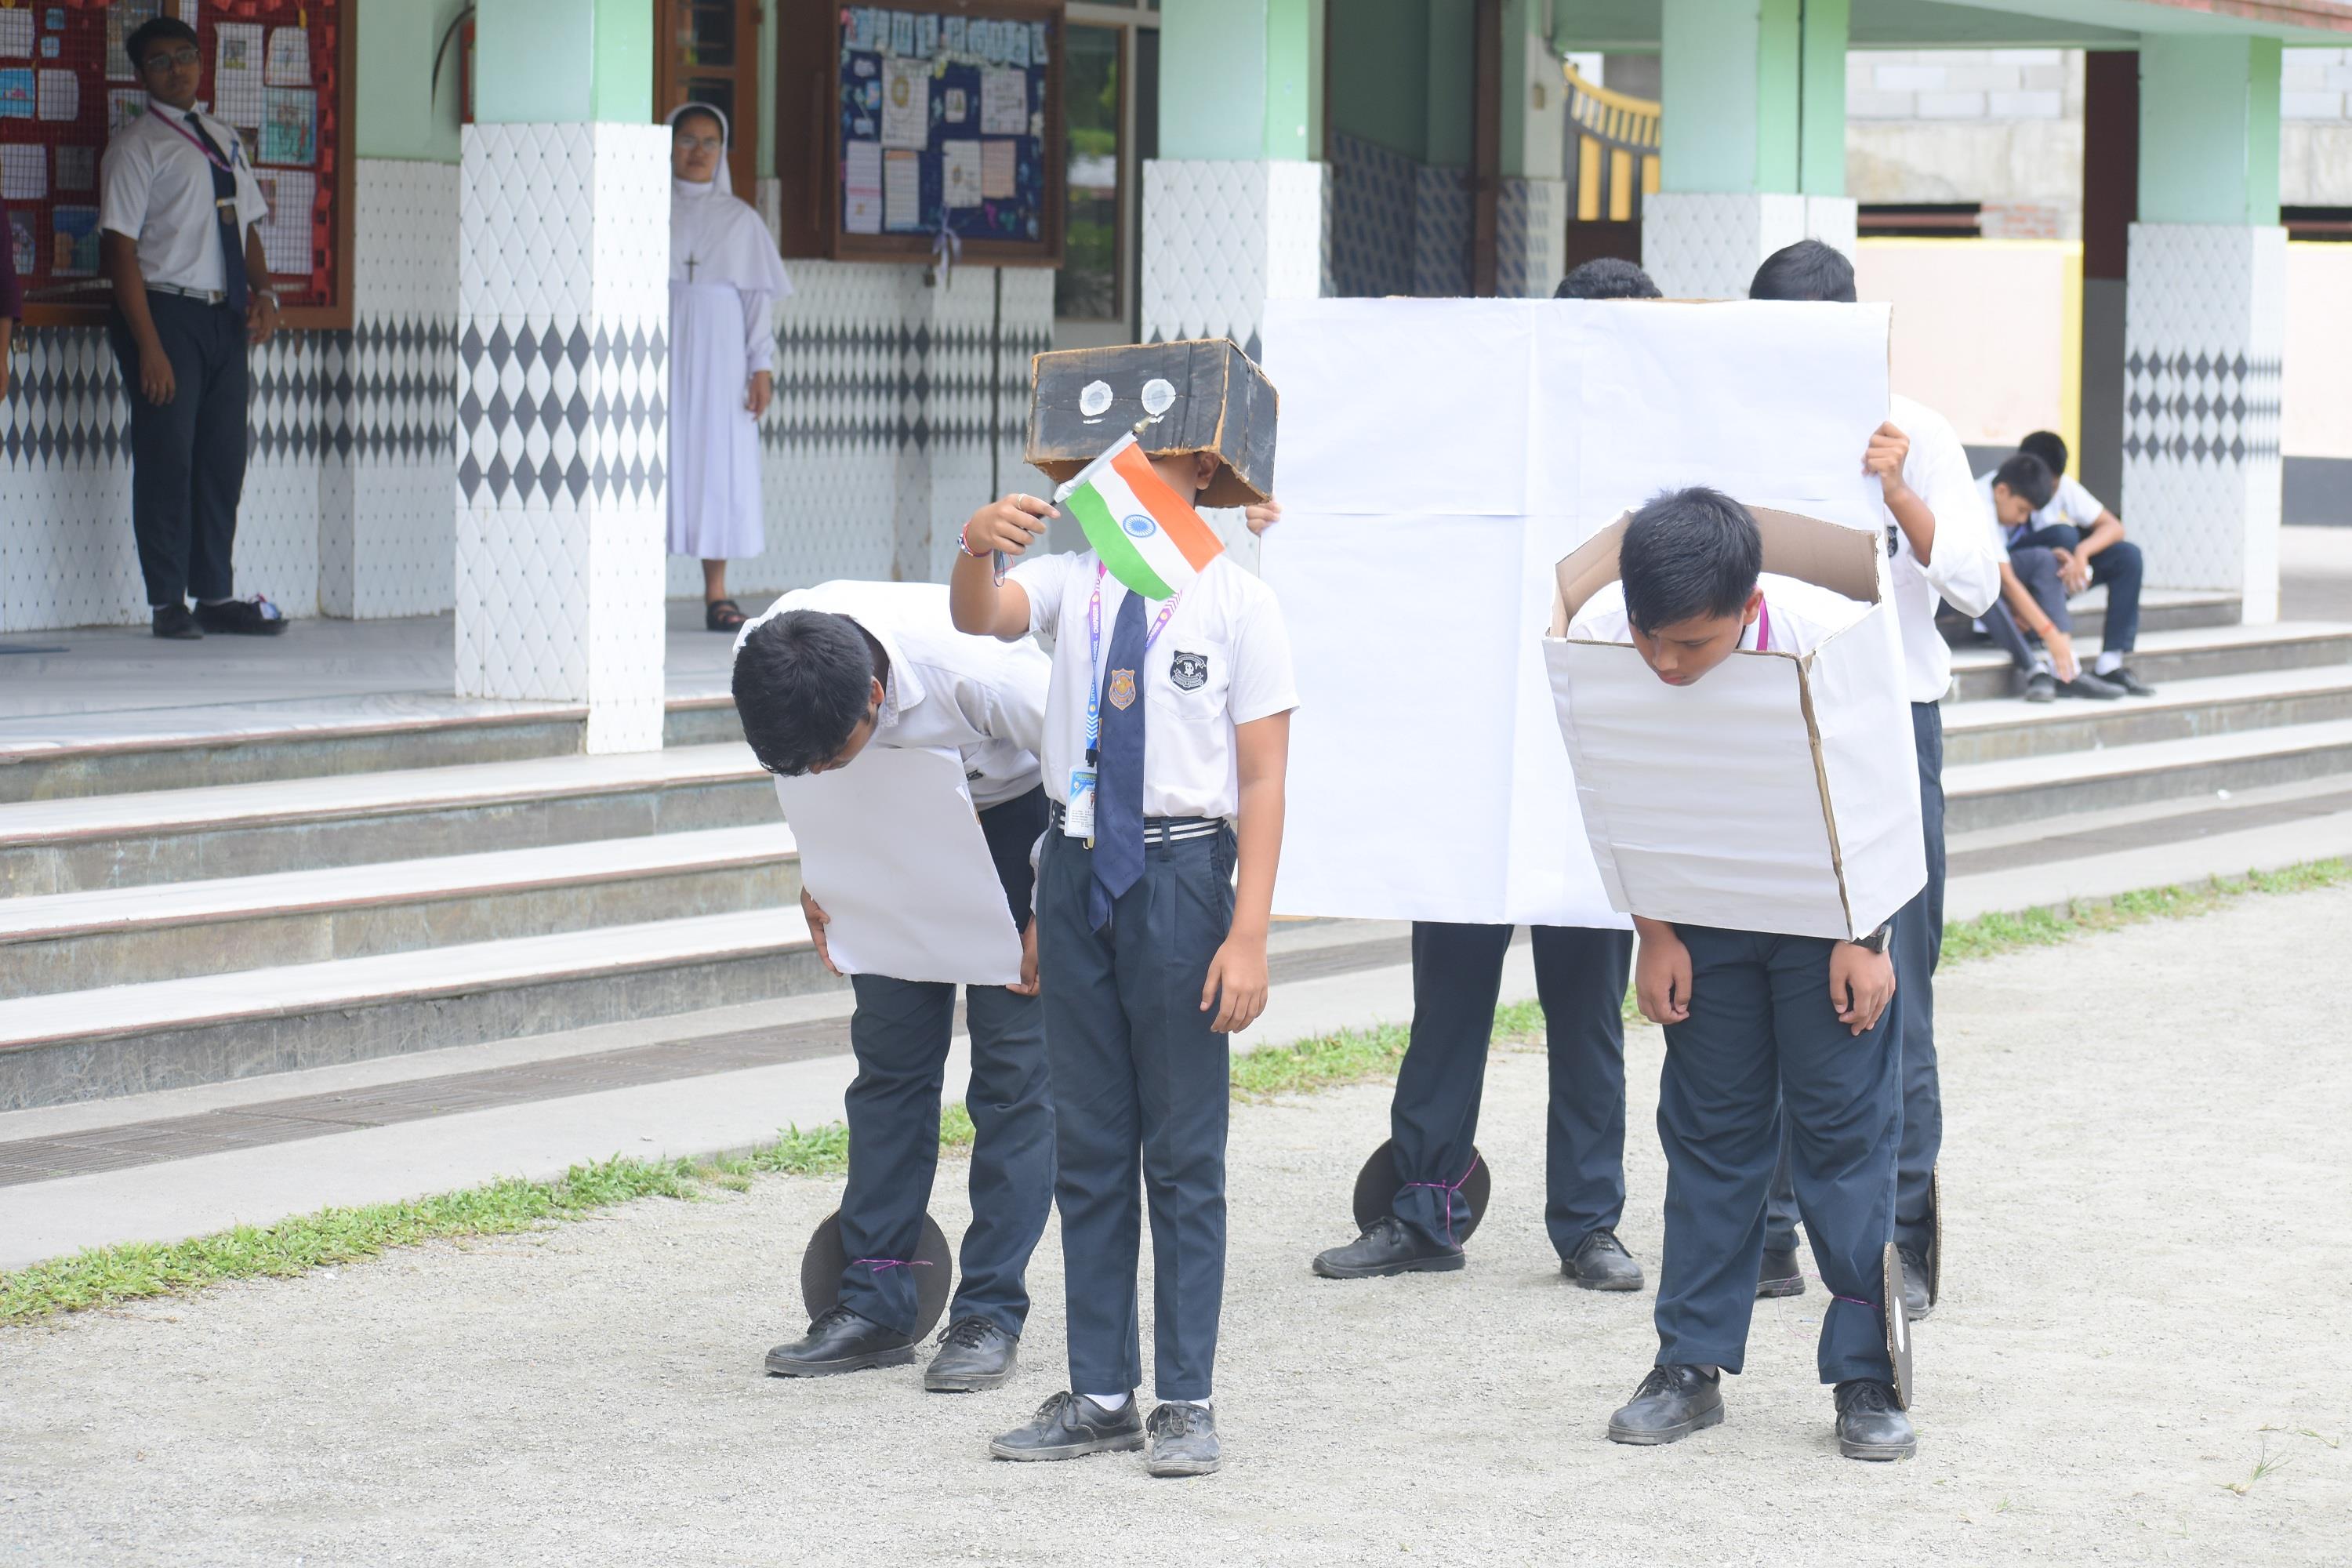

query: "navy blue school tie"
left=185, top=114, right=249, bottom=314
left=1088, top=590, right=1148, bottom=931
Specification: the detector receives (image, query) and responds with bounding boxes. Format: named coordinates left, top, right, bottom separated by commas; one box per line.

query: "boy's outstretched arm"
left=1202, top=711, right=1290, bottom=1033
left=950, top=493, right=1056, bottom=640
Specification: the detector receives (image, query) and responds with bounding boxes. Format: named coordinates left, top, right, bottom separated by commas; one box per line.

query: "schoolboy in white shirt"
left=732, top=582, right=1055, bottom=1394
left=100, top=18, right=285, bottom=641
left=1569, top=487, right=1915, bottom=1463
left=950, top=452, right=1297, bottom=1479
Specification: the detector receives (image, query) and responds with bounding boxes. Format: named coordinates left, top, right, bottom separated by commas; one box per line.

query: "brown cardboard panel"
left=1026, top=339, right=1279, bottom=508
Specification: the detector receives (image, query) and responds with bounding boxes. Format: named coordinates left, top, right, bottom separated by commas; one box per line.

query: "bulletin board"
left=2, top=0, right=354, bottom=330
left=775, top=0, right=1062, bottom=267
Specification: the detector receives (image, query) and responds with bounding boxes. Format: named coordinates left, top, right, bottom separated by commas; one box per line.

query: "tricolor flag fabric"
left=1052, top=433, right=1226, bottom=599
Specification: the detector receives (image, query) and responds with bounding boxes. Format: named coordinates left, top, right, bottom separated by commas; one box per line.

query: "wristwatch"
left=1857, top=923, right=1894, bottom=956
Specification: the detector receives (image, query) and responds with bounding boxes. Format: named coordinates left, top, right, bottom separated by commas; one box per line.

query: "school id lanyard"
left=1083, top=562, right=1181, bottom=764
left=1752, top=599, right=1773, bottom=652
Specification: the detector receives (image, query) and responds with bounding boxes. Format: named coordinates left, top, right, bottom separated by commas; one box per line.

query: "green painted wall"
left=1797, top=0, right=1847, bottom=195
left=1425, top=0, right=1472, bottom=169
left=1160, top=0, right=1271, bottom=159
left=475, top=0, right=648, bottom=125
left=1661, top=0, right=1838, bottom=195
left=2140, top=36, right=2281, bottom=226
left=1327, top=0, right=1428, bottom=159
left=355, top=0, right=470, bottom=162
left=1265, top=0, right=1316, bottom=158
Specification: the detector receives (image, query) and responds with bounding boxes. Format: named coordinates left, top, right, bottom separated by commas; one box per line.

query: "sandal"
left=705, top=598, right=747, bottom=633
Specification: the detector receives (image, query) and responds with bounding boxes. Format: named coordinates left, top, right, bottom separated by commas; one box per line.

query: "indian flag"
left=1053, top=433, right=1225, bottom=600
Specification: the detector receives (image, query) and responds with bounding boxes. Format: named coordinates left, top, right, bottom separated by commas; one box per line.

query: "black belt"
left=1048, top=801, right=1223, bottom=843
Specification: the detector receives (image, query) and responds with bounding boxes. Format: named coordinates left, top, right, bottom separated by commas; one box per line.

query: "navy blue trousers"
left=1389, top=922, right=1634, bottom=1254
left=1769, top=702, right=1943, bottom=1258
left=836, top=788, right=1055, bottom=1339
left=108, top=293, right=248, bottom=608
left=1657, top=926, right=1900, bottom=1385
left=1036, top=822, right=1236, bottom=1402
left=1985, top=524, right=2147, bottom=669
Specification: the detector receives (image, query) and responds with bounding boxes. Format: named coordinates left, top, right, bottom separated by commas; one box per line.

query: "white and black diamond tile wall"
left=1497, top=178, right=1566, bottom=299
left=1413, top=165, right=1471, bottom=299
left=1143, top=160, right=1324, bottom=358
left=1640, top=191, right=1809, bottom=301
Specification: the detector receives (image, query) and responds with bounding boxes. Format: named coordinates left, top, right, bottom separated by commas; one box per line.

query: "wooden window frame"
left=655, top=0, right=764, bottom=198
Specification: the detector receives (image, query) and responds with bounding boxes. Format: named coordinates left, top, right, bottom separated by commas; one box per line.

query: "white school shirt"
left=1566, top=572, right=1864, bottom=656
left=2034, top=474, right=2108, bottom=533
left=739, top=581, right=1049, bottom=809
left=1885, top=394, right=2001, bottom=703
left=1008, top=551, right=1299, bottom=822
left=98, top=101, right=269, bottom=295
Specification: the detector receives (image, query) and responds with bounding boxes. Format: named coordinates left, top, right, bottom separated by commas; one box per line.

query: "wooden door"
left=657, top=0, right=763, bottom=198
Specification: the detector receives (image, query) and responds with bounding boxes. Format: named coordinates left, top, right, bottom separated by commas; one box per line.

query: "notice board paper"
left=880, top=56, right=928, bottom=150
left=979, top=66, right=1025, bottom=134
left=844, top=139, right=882, bottom=234
left=1258, top=296, right=1889, bottom=928
left=941, top=138, right=979, bottom=207
left=771, top=746, right=1022, bottom=986
left=882, top=148, right=920, bottom=230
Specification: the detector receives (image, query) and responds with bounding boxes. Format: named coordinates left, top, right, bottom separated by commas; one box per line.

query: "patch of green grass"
left=10, top=859, right=2343, bottom=1327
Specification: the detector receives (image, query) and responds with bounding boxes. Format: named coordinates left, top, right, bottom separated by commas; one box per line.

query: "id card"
left=1063, top=767, right=1097, bottom=838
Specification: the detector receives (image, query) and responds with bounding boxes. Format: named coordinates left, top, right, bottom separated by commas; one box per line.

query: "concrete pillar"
left=1143, top=0, right=1326, bottom=356
left=455, top=0, right=669, bottom=753
left=1497, top=0, right=1568, bottom=297
left=2079, top=50, right=2137, bottom=510
left=2124, top=38, right=2285, bottom=623
left=1641, top=0, right=1853, bottom=299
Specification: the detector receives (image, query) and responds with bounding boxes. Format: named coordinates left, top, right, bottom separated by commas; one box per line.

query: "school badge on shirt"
left=1108, top=669, right=1138, bottom=710
left=1170, top=651, right=1208, bottom=691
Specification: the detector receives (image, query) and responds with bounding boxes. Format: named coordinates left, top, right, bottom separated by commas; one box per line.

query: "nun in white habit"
left=668, top=103, right=793, bottom=632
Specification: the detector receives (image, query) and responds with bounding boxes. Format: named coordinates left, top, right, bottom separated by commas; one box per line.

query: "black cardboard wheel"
left=800, top=1209, right=953, bottom=1340
left=1351, top=1138, right=1492, bottom=1243
left=1883, top=1240, right=1914, bottom=1410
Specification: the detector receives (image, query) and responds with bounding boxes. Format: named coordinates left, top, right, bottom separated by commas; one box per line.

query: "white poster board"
left=1258, top=296, right=1890, bottom=927
left=771, top=746, right=1022, bottom=985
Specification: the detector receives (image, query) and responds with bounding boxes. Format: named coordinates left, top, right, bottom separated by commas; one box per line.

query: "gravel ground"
left=5, top=887, right=2350, bottom=1566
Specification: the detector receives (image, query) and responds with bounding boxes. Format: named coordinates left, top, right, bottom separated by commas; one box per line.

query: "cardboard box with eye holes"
left=1026, top=338, right=1278, bottom=508
left=1542, top=506, right=1926, bottom=943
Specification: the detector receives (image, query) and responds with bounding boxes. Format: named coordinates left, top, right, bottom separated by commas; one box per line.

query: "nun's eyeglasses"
left=674, top=132, right=724, bottom=151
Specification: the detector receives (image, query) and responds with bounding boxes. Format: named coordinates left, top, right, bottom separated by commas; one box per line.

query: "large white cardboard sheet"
left=771, top=746, right=1022, bottom=985
left=1259, top=296, right=1891, bottom=928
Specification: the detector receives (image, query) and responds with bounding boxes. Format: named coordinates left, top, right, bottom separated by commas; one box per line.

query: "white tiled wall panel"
left=1498, top=178, right=1566, bottom=299
left=2122, top=223, right=2287, bottom=622
left=1142, top=159, right=1325, bottom=358
left=1640, top=191, right=1811, bottom=300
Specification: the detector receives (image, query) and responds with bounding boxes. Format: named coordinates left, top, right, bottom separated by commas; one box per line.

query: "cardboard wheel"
left=1925, top=1166, right=1943, bottom=1307
left=1351, top=1139, right=1492, bottom=1244
left=800, top=1210, right=954, bottom=1341
left=1882, top=1241, right=1914, bottom=1410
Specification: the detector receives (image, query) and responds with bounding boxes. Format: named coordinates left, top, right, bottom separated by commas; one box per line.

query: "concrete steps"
left=1947, top=621, right=2352, bottom=702
left=1942, top=665, right=2352, bottom=765
left=1945, top=717, right=2352, bottom=834
left=0, top=826, right=801, bottom=997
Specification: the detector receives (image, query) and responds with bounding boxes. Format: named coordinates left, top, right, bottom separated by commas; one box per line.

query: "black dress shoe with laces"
left=1310, top=1214, right=1465, bottom=1279
left=1607, top=1364, right=1724, bottom=1445
left=1757, top=1245, right=1806, bottom=1298
left=988, top=1391, right=1145, bottom=1462
left=2104, top=665, right=2157, bottom=697
left=1835, top=1379, right=1916, bottom=1461
left=152, top=604, right=202, bottom=640
left=924, top=1316, right=1018, bottom=1392
left=1564, top=1229, right=1644, bottom=1291
left=763, top=1305, right=917, bottom=1377
left=1896, top=1245, right=1933, bottom=1321
left=1145, top=1401, right=1221, bottom=1477
left=2023, top=669, right=2058, bottom=702
left=193, top=597, right=287, bottom=635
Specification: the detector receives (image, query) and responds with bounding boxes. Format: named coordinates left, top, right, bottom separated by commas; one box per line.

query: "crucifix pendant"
left=684, top=255, right=699, bottom=282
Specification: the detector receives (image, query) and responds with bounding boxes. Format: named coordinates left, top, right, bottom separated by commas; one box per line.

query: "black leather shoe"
left=1144, top=1401, right=1221, bottom=1477
left=1757, top=1245, right=1806, bottom=1298
left=1606, top=1364, right=1724, bottom=1445
left=2023, top=670, right=2057, bottom=702
left=1564, top=1229, right=1643, bottom=1292
left=1311, top=1214, right=1465, bottom=1279
left=2104, top=665, right=2158, bottom=697
left=193, top=597, right=287, bottom=635
left=924, top=1316, right=1018, bottom=1392
left=763, top=1305, right=917, bottom=1377
left=1835, top=1379, right=1916, bottom=1461
left=152, top=604, right=202, bottom=640
left=2060, top=670, right=2125, bottom=700
left=988, top=1391, right=1145, bottom=1462
left=1896, top=1245, right=1933, bottom=1320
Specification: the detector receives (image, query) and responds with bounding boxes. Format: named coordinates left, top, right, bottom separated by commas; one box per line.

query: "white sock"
left=199, top=597, right=234, bottom=605
left=2032, top=653, right=2053, bottom=676
left=2094, top=651, right=2123, bottom=676
left=1083, top=1392, right=1129, bottom=1410
left=1170, top=1397, right=1211, bottom=1410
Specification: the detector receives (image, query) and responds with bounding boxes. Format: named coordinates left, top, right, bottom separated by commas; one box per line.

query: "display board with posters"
left=775, top=0, right=1061, bottom=266
left=5, top=0, right=352, bottom=328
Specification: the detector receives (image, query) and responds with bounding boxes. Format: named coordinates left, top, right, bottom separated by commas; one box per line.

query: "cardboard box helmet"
left=1026, top=339, right=1278, bottom=509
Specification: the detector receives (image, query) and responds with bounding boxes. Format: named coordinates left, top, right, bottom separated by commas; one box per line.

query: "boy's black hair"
left=731, top=610, right=880, bottom=776
left=127, top=17, right=201, bottom=69
left=1555, top=258, right=1662, bottom=301
left=1619, top=487, right=1764, bottom=633
left=1992, top=452, right=2057, bottom=511
left=1748, top=239, right=1857, bottom=304
left=2018, top=430, right=2068, bottom=477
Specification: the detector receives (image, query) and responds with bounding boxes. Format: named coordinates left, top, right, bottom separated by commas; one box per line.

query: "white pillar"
left=1142, top=160, right=1326, bottom=357
left=455, top=122, right=669, bottom=753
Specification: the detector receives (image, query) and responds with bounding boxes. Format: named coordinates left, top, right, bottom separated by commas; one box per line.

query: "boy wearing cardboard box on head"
left=1555, top=487, right=1918, bottom=1462
left=951, top=341, right=1298, bottom=1479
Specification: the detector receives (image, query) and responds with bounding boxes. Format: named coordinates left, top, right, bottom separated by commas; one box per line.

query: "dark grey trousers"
left=1769, top=702, right=1944, bottom=1258
left=108, top=292, right=248, bottom=608
left=1035, top=821, right=1236, bottom=1402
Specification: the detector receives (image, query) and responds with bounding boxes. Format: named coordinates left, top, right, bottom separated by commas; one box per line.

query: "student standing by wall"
left=99, top=18, right=286, bottom=641
left=666, top=103, right=789, bottom=633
